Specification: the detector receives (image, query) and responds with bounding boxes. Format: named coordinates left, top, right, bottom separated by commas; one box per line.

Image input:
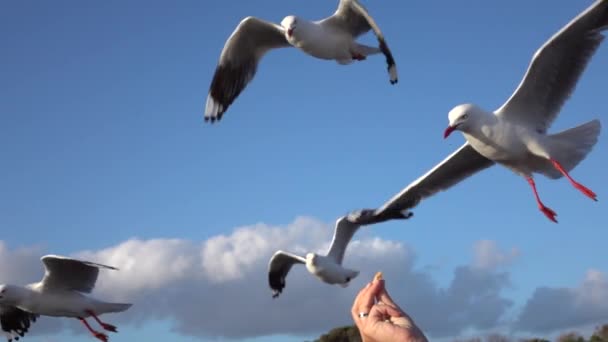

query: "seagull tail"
left=542, top=119, right=601, bottom=178
left=97, top=302, right=133, bottom=314
left=353, top=43, right=381, bottom=57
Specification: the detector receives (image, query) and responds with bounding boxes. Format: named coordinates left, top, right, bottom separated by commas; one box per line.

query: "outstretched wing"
left=267, top=251, right=306, bottom=298
left=205, top=17, right=291, bottom=123
left=495, top=0, right=608, bottom=133
left=0, top=305, right=39, bottom=342
left=325, top=215, right=362, bottom=265
left=322, top=0, right=398, bottom=84
left=40, top=255, right=118, bottom=293
left=373, top=143, right=494, bottom=219
left=327, top=0, right=372, bottom=37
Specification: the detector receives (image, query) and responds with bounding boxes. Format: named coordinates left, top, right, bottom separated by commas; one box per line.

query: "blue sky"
left=1, top=0, right=607, bottom=341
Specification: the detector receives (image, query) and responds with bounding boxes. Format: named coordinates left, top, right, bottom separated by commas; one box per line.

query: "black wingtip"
left=203, top=112, right=225, bottom=124
left=378, top=38, right=398, bottom=86
left=271, top=286, right=284, bottom=298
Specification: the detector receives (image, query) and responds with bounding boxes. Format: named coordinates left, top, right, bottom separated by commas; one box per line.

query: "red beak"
left=287, top=28, right=294, bottom=37
left=443, top=125, right=456, bottom=139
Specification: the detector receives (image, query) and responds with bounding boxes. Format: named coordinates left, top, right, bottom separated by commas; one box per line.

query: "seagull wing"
left=374, top=143, right=494, bottom=219
left=205, top=17, right=291, bottom=123
left=325, top=215, right=361, bottom=265
left=39, top=255, right=117, bottom=293
left=267, top=251, right=306, bottom=298
left=495, top=0, right=608, bottom=133
left=322, top=0, right=398, bottom=84
left=324, top=0, right=372, bottom=38
left=0, top=305, right=39, bottom=342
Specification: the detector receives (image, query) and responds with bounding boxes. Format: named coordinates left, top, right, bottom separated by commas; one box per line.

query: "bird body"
left=10, top=284, right=129, bottom=319
left=304, top=253, right=359, bottom=286
left=282, top=17, right=376, bottom=62
left=448, top=104, right=601, bottom=179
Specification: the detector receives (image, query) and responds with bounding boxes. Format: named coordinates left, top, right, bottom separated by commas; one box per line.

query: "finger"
left=370, top=304, right=412, bottom=328
left=351, top=282, right=373, bottom=319
left=353, top=280, right=382, bottom=320
left=371, top=303, right=404, bottom=319
left=376, top=283, right=400, bottom=310
left=374, top=304, right=415, bottom=329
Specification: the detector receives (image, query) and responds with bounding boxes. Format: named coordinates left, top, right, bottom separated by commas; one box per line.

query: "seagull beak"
left=287, top=28, right=294, bottom=37
left=443, top=125, right=457, bottom=139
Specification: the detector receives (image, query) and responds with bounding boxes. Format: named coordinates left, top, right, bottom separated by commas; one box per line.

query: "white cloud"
left=0, top=242, right=46, bottom=285
left=472, top=240, right=520, bottom=271
left=1, top=217, right=520, bottom=340
left=516, top=269, right=608, bottom=334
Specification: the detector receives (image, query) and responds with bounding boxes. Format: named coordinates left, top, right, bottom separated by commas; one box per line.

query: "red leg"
left=550, top=159, right=597, bottom=201
left=527, top=177, right=558, bottom=223
left=351, top=52, right=367, bottom=61
left=78, top=317, right=108, bottom=342
left=86, top=310, right=118, bottom=333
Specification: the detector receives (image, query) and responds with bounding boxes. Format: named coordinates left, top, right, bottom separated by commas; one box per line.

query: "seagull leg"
left=550, top=159, right=597, bottom=201
left=86, top=310, right=118, bottom=333
left=351, top=52, right=367, bottom=61
left=78, top=317, right=108, bottom=342
left=526, top=177, right=558, bottom=223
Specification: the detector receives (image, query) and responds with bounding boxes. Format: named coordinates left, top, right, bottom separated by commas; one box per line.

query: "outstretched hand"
left=351, top=275, right=428, bottom=342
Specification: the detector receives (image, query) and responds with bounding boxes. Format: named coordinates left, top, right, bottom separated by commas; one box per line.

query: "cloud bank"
left=1, top=217, right=607, bottom=340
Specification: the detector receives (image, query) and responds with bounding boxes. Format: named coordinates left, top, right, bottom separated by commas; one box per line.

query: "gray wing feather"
left=267, top=251, right=306, bottom=298
left=374, top=143, right=494, bottom=218
left=0, top=305, right=39, bottom=342
left=40, top=255, right=117, bottom=293
left=322, top=0, right=398, bottom=84
left=325, top=216, right=360, bottom=265
left=325, top=0, right=371, bottom=37
left=495, top=0, right=608, bottom=133
left=205, top=17, right=291, bottom=123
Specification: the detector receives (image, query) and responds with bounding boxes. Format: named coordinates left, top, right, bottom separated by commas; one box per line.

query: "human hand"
left=351, top=274, right=428, bottom=342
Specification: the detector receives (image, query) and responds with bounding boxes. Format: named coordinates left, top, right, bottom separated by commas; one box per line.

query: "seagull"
left=0, top=255, right=132, bottom=342
left=204, top=0, right=398, bottom=123
left=268, top=208, right=411, bottom=298
left=372, top=0, right=606, bottom=224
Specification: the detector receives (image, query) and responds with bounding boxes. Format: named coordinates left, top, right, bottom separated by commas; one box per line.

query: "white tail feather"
left=353, top=43, right=381, bottom=57
left=541, top=119, right=601, bottom=178
left=96, top=302, right=132, bottom=315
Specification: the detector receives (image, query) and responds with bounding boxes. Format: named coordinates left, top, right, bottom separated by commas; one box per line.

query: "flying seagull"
left=0, top=255, right=132, bottom=342
left=372, top=0, right=605, bottom=223
left=268, top=208, right=411, bottom=298
left=204, top=0, right=398, bottom=123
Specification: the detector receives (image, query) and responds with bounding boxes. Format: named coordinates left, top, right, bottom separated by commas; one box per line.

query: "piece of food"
left=374, top=271, right=383, bottom=281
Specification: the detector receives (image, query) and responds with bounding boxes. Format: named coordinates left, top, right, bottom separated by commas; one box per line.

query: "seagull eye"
left=461, top=114, right=469, bottom=120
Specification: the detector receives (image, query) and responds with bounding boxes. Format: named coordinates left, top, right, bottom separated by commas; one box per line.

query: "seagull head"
left=280, top=15, right=298, bottom=39
left=346, top=209, right=375, bottom=223
left=444, top=103, right=481, bottom=138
